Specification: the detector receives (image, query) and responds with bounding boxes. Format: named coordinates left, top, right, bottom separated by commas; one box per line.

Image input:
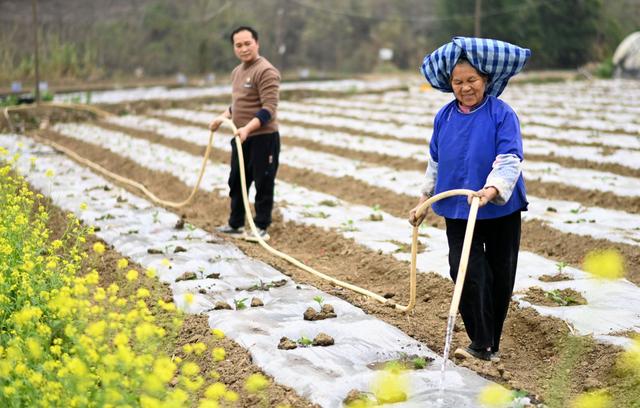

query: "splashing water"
left=438, top=314, right=457, bottom=396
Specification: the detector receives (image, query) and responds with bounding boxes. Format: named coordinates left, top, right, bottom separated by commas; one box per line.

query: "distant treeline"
left=0, top=0, right=638, bottom=82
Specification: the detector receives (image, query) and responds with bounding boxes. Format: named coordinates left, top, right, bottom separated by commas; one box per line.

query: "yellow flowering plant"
left=0, top=168, right=238, bottom=407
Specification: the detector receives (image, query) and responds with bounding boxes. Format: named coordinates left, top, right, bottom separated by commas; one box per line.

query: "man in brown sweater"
left=209, top=26, right=281, bottom=241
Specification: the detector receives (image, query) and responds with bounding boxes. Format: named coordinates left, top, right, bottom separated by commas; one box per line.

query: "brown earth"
left=28, top=125, right=637, bottom=405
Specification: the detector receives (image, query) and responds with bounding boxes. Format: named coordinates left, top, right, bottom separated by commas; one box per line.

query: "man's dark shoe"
left=215, top=224, right=244, bottom=236
left=454, top=346, right=492, bottom=361
left=244, top=227, right=270, bottom=242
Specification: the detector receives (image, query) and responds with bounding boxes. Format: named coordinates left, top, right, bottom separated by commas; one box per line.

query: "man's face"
left=233, top=30, right=259, bottom=63
left=451, top=62, right=486, bottom=108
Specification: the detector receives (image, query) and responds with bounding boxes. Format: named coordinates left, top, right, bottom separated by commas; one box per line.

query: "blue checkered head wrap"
left=420, top=37, right=531, bottom=97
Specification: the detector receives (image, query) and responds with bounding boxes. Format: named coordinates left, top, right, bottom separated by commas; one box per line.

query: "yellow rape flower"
left=245, top=373, right=269, bottom=393
left=79, top=202, right=88, bottom=211
left=212, top=347, right=225, bottom=362
left=113, top=332, right=129, bottom=347
left=211, top=328, right=225, bottom=339
left=371, top=366, right=408, bottom=404
left=224, top=390, right=239, bottom=402
left=145, top=267, right=157, bottom=278
left=183, top=375, right=204, bottom=391
left=140, top=394, right=162, bottom=408
left=136, top=288, right=151, bottom=298
left=45, top=169, right=54, bottom=178
left=126, top=269, right=139, bottom=281
left=107, top=283, right=119, bottom=295
left=477, top=383, right=513, bottom=407
left=85, top=269, right=100, bottom=285
left=153, top=357, right=177, bottom=383
left=192, top=342, right=207, bottom=355
left=161, top=258, right=171, bottom=267
left=583, top=249, right=625, bottom=280
left=26, top=338, right=42, bottom=360
left=570, top=390, right=612, bottom=408
left=184, top=293, right=194, bottom=305
left=94, top=287, right=106, bottom=301
left=182, top=362, right=200, bottom=377
left=619, top=336, right=640, bottom=375
left=198, top=400, right=220, bottom=408
left=117, top=258, right=129, bottom=269
left=93, top=242, right=106, bottom=255
left=86, top=321, right=107, bottom=338
left=204, top=383, right=227, bottom=399
left=143, top=374, right=165, bottom=394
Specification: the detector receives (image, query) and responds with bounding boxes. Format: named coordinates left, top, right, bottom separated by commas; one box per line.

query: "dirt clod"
left=175, top=271, right=197, bottom=282
left=278, top=337, right=298, bottom=350
left=312, top=333, right=334, bottom=346
left=213, top=301, right=233, bottom=310
left=251, top=297, right=264, bottom=307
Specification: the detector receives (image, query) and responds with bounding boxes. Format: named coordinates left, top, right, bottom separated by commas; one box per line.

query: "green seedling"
left=319, top=200, right=338, bottom=207
left=369, top=204, right=383, bottom=221
left=234, top=298, right=248, bottom=310
left=545, top=289, right=579, bottom=306
left=570, top=206, right=585, bottom=214
left=152, top=210, right=160, bottom=224
left=412, top=357, right=427, bottom=369
left=313, top=295, right=324, bottom=308
left=340, top=219, right=358, bottom=232
left=301, top=211, right=330, bottom=219
left=555, top=261, right=568, bottom=275
left=297, top=336, right=313, bottom=347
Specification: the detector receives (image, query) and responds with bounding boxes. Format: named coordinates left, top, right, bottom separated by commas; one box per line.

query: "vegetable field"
left=2, top=77, right=639, bottom=407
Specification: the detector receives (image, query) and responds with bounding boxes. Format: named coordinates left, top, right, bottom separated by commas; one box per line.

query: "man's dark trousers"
left=228, top=132, right=280, bottom=230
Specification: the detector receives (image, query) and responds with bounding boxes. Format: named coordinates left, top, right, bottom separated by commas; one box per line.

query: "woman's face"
left=451, top=62, right=486, bottom=108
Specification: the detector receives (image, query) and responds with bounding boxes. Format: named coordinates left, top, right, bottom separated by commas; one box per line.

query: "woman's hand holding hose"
left=468, top=186, right=498, bottom=207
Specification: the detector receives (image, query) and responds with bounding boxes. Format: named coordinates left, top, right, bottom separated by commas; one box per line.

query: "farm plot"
left=4, top=77, right=640, bottom=406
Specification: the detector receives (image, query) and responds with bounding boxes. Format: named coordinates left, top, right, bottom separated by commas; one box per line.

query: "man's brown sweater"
left=231, top=56, right=280, bottom=136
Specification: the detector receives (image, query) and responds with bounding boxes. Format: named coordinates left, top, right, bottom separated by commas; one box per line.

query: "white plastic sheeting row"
left=54, top=78, right=404, bottom=105
left=2, top=134, right=493, bottom=408
left=276, top=98, right=640, bottom=149
left=48, top=124, right=640, bottom=343
left=156, top=107, right=640, bottom=173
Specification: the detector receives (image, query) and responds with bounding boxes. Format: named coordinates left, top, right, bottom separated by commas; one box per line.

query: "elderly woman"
left=409, top=37, right=530, bottom=361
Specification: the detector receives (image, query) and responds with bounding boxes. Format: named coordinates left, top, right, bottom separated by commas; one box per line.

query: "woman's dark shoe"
left=454, top=346, right=492, bottom=361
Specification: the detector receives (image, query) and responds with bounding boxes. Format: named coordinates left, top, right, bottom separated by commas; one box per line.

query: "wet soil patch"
left=366, top=354, right=435, bottom=371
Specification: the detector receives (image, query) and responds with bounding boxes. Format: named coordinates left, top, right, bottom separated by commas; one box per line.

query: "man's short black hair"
left=230, top=26, right=258, bottom=44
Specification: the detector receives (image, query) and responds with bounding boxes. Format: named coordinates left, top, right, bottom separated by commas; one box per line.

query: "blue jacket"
left=430, top=96, right=528, bottom=219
